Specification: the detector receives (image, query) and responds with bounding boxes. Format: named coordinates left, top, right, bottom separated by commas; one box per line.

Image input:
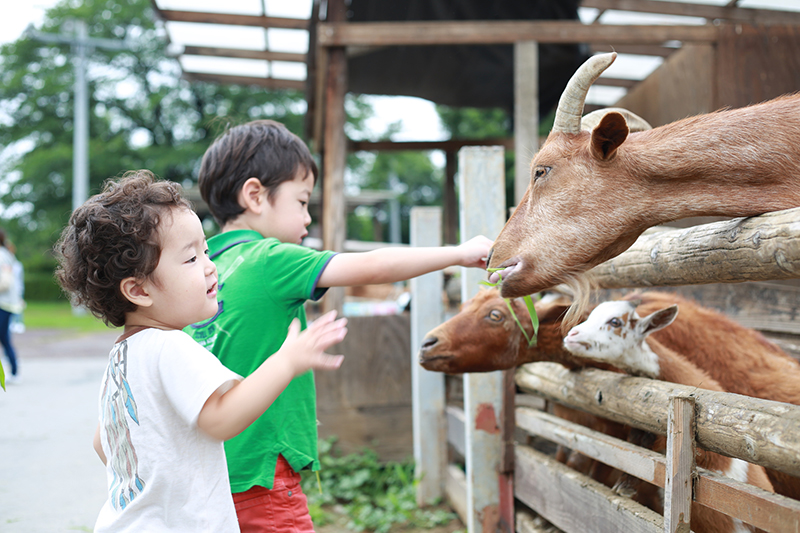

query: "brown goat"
left=486, top=52, right=800, bottom=300
left=418, top=288, right=800, bottom=501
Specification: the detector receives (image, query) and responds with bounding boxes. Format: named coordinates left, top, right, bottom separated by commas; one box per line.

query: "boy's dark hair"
left=54, top=170, right=192, bottom=328
left=198, top=119, right=318, bottom=226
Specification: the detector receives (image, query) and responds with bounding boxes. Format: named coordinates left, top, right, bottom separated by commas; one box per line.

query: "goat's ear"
left=590, top=112, right=629, bottom=160
left=639, top=305, right=679, bottom=337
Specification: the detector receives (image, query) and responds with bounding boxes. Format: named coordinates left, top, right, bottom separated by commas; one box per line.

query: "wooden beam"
left=180, top=71, right=305, bottom=90
left=582, top=0, right=800, bottom=26
left=317, top=21, right=719, bottom=47
left=181, top=45, right=306, bottom=63
left=588, top=206, right=800, bottom=289
left=156, top=9, right=309, bottom=30
left=664, top=395, right=694, bottom=533
left=590, top=43, right=679, bottom=57
left=594, top=77, right=638, bottom=88
left=348, top=138, right=514, bottom=152
left=515, top=362, right=800, bottom=478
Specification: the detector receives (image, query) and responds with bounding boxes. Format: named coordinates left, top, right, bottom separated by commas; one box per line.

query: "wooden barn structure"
left=150, top=1, right=800, bottom=530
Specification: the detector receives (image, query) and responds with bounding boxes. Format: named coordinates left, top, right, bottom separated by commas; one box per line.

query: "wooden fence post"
left=459, top=146, right=508, bottom=533
left=514, top=40, right=538, bottom=205
left=665, top=394, right=695, bottom=533
left=410, top=207, right=447, bottom=506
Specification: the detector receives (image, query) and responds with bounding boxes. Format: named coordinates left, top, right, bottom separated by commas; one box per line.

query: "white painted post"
left=459, top=146, right=507, bottom=533
left=410, top=207, right=447, bottom=506
left=514, top=40, right=539, bottom=205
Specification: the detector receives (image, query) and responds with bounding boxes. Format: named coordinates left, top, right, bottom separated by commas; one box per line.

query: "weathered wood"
left=156, top=9, right=309, bottom=30
left=615, top=43, right=714, bottom=128
left=664, top=395, right=694, bottom=533
left=445, top=464, right=468, bottom=526
left=410, top=207, right=447, bottom=506
left=446, top=405, right=466, bottom=458
left=515, top=363, right=800, bottom=478
left=459, top=146, right=507, bottom=533
left=317, top=21, right=719, bottom=47
left=320, top=0, right=348, bottom=314
left=181, top=46, right=306, bottom=63
left=516, top=407, right=800, bottom=532
left=349, top=138, right=514, bottom=152
left=514, top=41, right=538, bottom=206
left=180, top=71, right=306, bottom=90
left=582, top=0, right=800, bottom=25
left=588, top=207, right=800, bottom=289
left=515, top=445, right=663, bottom=533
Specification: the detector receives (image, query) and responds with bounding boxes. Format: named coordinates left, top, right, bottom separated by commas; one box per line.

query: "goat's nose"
left=421, top=336, right=438, bottom=350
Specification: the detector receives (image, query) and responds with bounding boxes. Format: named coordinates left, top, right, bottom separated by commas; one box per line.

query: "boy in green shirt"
left=186, top=119, right=492, bottom=532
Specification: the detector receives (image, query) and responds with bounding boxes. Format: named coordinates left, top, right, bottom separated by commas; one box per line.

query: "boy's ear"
left=239, top=177, right=267, bottom=214
left=120, top=277, right=153, bottom=308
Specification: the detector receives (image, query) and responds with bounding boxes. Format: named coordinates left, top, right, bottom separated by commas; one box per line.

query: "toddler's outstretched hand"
left=456, top=235, right=494, bottom=269
left=281, top=310, right=347, bottom=374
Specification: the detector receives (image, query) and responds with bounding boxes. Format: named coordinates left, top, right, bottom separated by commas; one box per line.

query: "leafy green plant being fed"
left=302, top=437, right=458, bottom=533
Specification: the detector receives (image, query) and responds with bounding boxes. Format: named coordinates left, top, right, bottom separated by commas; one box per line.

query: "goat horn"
left=552, top=52, right=617, bottom=135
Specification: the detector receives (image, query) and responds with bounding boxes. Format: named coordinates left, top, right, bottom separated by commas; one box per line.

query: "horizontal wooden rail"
left=515, top=362, right=800, bottom=478
left=317, top=21, right=719, bottom=47
left=589, top=206, right=800, bottom=288
left=516, top=407, right=800, bottom=532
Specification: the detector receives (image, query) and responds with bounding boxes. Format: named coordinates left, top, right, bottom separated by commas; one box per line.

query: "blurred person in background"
left=0, top=229, right=23, bottom=384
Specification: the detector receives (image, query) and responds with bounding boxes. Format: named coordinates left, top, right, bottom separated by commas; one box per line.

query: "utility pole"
left=26, top=20, right=131, bottom=212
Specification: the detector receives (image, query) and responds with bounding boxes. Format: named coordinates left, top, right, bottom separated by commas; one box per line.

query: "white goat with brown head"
left=487, top=52, right=800, bottom=305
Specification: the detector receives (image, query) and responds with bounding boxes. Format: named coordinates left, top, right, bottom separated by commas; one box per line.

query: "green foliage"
left=302, top=437, right=457, bottom=533
left=23, top=300, right=117, bottom=333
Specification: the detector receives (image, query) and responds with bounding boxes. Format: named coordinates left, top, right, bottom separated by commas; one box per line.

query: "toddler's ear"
left=239, top=177, right=267, bottom=213
left=120, top=277, right=153, bottom=307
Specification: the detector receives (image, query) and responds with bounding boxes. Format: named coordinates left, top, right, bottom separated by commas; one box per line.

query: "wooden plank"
left=181, top=45, right=306, bottom=63
left=515, top=363, right=800, bottom=478
left=581, top=0, right=800, bottom=26
left=615, top=43, right=714, bottom=127
left=444, top=151, right=458, bottom=245
left=716, top=24, right=800, bottom=110
left=594, top=77, right=638, bottom=89
left=320, top=1, right=347, bottom=314
left=590, top=43, right=679, bottom=57
left=317, top=21, right=719, bottom=47
left=514, top=41, right=538, bottom=206
left=459, top=146, right=507, bottom=533
left=156, top=9, right=309, bottom=30
left=180, top=71, right=306, bottom=90
left=348, top=138, right=514, bottom=152
left=445, top=464, right=468, bottom=526
left=664, top=395, right=694, bottom=533
left=588, top=206, right=800, bottom=289
left=515, top=445, right=663, bottom=533
left=410, top=207, right=447, bottom=506
left=447, top=405, right=466, bottom=458
left=516, top=407, right=800, bottom=532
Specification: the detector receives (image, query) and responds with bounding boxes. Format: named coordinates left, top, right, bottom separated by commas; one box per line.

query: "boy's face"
left=261, top=168, right=314, bottom=244
left=143, top=208, right=219, bottom=329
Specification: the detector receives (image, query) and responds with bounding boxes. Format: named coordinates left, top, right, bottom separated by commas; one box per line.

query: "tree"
left=0, top=0, right=314, bottom=298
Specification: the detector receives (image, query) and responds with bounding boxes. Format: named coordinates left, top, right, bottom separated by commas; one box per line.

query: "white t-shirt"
left=94, top=328, right=242, bottom=532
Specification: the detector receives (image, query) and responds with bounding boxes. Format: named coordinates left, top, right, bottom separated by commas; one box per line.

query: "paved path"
left=0, top=328, right=119, bottom=533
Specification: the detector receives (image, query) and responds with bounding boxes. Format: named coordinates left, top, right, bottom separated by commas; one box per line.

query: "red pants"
left=233, top=456, right=315, bottom=533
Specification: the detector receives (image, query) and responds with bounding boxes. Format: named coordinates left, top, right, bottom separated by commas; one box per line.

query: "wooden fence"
left=409, top=145, right=800, bottom=533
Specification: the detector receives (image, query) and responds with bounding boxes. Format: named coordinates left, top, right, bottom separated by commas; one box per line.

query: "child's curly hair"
left=54, top=170, right=192, bottom=327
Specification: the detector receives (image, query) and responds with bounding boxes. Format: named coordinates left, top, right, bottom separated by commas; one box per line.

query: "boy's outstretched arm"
left=197, top=311, right=347, bottom=441
left=317, top=235, right=493, bottom=288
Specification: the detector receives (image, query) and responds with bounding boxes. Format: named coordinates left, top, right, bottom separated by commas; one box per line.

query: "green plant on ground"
left=302, top=437, right=457, bottom=533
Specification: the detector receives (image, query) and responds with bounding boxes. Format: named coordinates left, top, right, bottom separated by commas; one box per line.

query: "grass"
left=23, top=301, right=119, bottom=333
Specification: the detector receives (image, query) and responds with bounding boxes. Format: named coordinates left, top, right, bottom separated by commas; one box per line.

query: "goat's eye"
left=608, top=318, right=623, bottom=328
left=488, top=310, right=504, bottom=322
left=532, top=166, right=551, bottom=182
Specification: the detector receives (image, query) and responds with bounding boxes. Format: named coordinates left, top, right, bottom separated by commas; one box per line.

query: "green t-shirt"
left=185, top=230, right=336, bottom=492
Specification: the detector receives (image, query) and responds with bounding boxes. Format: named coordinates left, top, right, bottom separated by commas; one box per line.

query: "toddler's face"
left=145, top=208, right=219, bottom=329
left=262, top=168, right=314, bottom=244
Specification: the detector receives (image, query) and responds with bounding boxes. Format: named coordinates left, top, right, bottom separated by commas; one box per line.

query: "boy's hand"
left=456, top=235, right=494, bottom=269
left=280, top=311, right=347, bottom=374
